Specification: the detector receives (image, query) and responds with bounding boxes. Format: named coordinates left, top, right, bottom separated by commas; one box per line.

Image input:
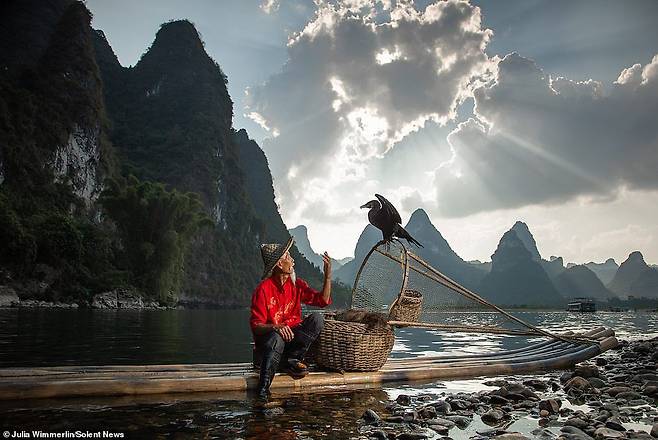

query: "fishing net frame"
left=349, top=239, right=595, bottom=344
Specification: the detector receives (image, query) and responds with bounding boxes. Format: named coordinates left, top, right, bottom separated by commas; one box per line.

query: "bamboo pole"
left=373, top=244, right=589, bottom=344
left=0, top=336, right=618, bottom=400
left=387, top=321, right=542, bottom=336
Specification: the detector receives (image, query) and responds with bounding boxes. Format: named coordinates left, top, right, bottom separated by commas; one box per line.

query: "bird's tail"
left=395, top=225, right=423, bottom=248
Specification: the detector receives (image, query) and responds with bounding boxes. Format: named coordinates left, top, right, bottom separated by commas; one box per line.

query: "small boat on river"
left=567, top=298, right=596, bottom=312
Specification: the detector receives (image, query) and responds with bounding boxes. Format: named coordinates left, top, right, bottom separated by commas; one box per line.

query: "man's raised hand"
left=322, top=252, right=332, bottom=277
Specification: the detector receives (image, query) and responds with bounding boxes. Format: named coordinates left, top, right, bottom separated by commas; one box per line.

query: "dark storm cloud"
left=434, top=52, right=658, bottom=217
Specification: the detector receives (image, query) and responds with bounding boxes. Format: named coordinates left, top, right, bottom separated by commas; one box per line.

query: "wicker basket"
left=312, top=317, right=394, bottom=372
left=388, top=289, right=423, bottom=322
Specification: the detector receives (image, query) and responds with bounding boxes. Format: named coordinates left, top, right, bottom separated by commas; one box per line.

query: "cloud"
left=260, top=0, right=281, bottom=14
left=246, top=0, right=493, bottom=227
left=434, top=52, right=658, bottom=216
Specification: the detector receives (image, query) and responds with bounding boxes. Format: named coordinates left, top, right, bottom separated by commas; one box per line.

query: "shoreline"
left=0, top=337, right=656, bottom=438
left=351, top=337, right=658, bottom=440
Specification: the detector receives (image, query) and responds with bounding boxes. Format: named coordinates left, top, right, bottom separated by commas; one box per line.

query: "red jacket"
left=250, top=276, right=331, bottom=334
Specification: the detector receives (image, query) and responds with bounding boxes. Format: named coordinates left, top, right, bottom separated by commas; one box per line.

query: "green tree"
left=100, top=175, right=212, bottom=304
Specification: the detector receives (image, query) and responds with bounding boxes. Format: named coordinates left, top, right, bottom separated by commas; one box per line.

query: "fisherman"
left=250, top=237, right=332, bottom=401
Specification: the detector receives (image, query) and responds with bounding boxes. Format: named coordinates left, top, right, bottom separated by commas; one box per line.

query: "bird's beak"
left=360, top=203, right=369, bottom=209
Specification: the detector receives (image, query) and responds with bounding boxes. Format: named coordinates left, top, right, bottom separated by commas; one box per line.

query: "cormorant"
left=360, top=194, right=423, bottom=248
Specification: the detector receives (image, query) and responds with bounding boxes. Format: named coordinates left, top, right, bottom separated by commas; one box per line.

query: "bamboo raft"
left=0, top=326, right=617, bottom=401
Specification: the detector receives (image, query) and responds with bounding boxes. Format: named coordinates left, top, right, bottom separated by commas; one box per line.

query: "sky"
left=86, top=0, right=658, bottom=265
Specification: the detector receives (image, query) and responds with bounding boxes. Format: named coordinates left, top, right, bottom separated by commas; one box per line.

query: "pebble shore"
left=357, top=337, right=658, bottom=440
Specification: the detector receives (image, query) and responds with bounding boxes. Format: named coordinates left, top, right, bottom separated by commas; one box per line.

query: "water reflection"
left=0, top=388, right=394, bottom=440
left=390, top=310, right=658, bottom=359
left=1, top=309, right=657, bottom=438
left=0, top=308, right=255, bottom=367
left=0, top=309, right=657, bottom=367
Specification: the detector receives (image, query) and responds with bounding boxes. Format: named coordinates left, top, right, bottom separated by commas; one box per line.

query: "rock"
left=482, top=409, right=505, bottom=425
left=564, top=418, right=589, bottom=430
left=362, top=409, right=381, bottom=425
left=565, top=376, right=593, bottom=391
left=143, top=300, right=166, bottom=309
left=596, top=358, right=608, bottom=366
left=17, top=299, right=78, bottom=308
left=92, top=288, right=145, bottom=309
left=643, top=385, right=658, bottom=396
left=396, top=394, right=412, bottom=405
left=116, top=289, right=144, bottom=308
left=263, top=407, right=284, bottom=417
left=433, top=400, right=451, bottom=414
left=91, top=290, right=118, bottom=308
left=540, top=410, right=550, bottom=417
left=383, top=416, right=404, bottom=423
left=507, top=383, right=531, bottom=394
left=396, top=433, right=428, bottom=440
left=449, top=398, right=469, bottom=409
left=605, top=386, right=633, bottom=397
left=634, top=342, right=653, bottom=353
left=561, top=372, right=574, bottom=383
left=531, top=428, right=557, bottom=438
left=604, top=420, right=625, bottom=432
left=0, top=286, right=19, bottom=307
left=520, top=388, right=540, bottom=400
left=446, top=415, right=471, bottom=429
left=615, top=391, right=642, bottom=401
left=574, top=364, right=600, bottom=378
left=637, top=373, right=658, bottom=383
left=524, top=379, right=549, bottom=391
left=539, top=399, right=562, bottom=414
left=428, top=425, right=450, bottom=435
left=490, top=395, right=511, bottom=405
left=426, top=418, right=455, bottom=428
left=403, top=410, right=419, bottom=422
left=593, top=427, right=625, bottom=439
left=561, top=425, right=595, bottom=440
left=588, top=378, right=607, bottom=389
left=651, top=423, right=658, bottom=438
left=627, top=399, right=647, bottom=406
left=493, top=434, right=530, bottom=440
left=602, top=403, right=619, bottom=415
left=369, top=430, right=388, bottom=440
left=419, top=406, right=437, bottom=420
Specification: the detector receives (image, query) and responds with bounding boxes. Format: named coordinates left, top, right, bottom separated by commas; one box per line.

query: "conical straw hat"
left=260, top=237, right=294, bottom=280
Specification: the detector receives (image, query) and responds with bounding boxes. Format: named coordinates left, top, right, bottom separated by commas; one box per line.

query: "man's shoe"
left=284, top=359, right=308, bottom=378
left=254, top=388, right=270, bottom=407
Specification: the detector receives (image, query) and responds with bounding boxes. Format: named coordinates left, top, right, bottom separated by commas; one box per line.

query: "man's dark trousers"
left=254, top=313, right=324, bottom=397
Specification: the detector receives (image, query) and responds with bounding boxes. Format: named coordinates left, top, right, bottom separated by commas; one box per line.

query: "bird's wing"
left=375, top=194, right=401, bottom=224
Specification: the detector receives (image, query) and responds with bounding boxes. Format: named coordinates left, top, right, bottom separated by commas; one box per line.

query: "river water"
left=0, top=309, right=656, bottom=439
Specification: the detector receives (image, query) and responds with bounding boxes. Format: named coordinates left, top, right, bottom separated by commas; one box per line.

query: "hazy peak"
left=408, top=208, right=431, bottom=224
left=510, top=221, right=541, bottom=261
left=628, top=251, right=644, bottom=262
left=290, top=224, right=308, bottom=233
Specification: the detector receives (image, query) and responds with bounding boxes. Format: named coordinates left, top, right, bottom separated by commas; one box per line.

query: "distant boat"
left=567, top=297, right=596, bottom=312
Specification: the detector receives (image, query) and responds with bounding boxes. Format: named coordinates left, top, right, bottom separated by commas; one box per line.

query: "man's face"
left=277, top=251, right=295, bottom=274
